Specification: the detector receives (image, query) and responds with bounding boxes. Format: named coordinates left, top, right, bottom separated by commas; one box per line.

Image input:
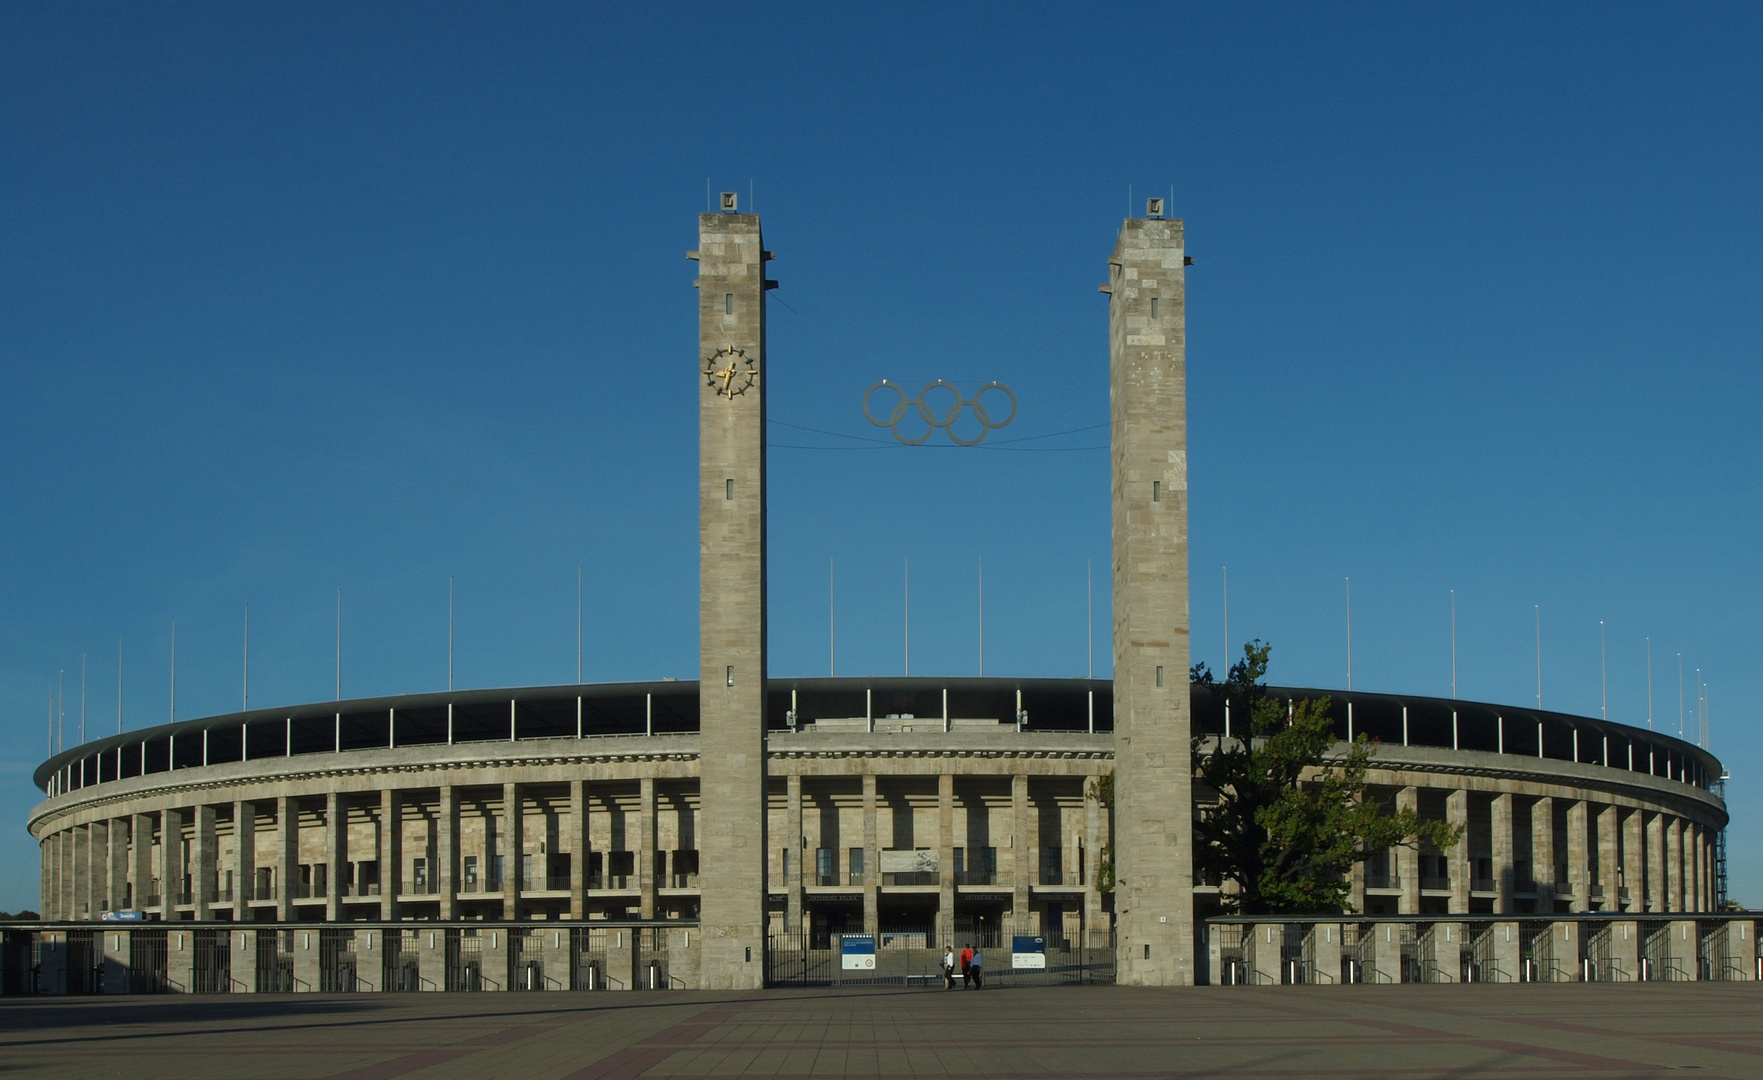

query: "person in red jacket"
left=959, top=944, right=974, bottom=988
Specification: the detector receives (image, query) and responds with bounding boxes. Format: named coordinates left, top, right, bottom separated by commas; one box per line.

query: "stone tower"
left=692, top=207, right=772, bottom=988
left=1106, top=213, right=1195, bottom=984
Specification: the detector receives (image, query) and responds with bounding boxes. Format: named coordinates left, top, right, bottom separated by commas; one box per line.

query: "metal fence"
left=192, top=929, right=231, bottom=993
left=766, top=922, right=1113, bottom=988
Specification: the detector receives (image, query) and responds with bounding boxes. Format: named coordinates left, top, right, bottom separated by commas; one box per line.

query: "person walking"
left=959, top=944, right=974, bottom=988
left=970, top=945, right=984, bottom=989
left=942, top=945, right=955, bottom=989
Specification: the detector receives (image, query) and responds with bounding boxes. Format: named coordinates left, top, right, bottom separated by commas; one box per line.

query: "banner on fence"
left=878, top=849, right=937, bottom=874
left=840, top=935, right=876, bottom=970
left=1012, top=935, right=1046, bottom=969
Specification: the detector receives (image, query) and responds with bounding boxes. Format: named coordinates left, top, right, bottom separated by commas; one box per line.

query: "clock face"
left=704, top=347, right=757, bottom=398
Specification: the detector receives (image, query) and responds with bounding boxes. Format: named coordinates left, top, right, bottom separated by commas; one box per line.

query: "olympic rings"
left=863, top=380, right=1018, bottom=446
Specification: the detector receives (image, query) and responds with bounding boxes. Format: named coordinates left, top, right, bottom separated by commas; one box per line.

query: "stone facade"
left=1106, top=213, right=1194, bottom=984
left=693, top=209, right=770, bottom=989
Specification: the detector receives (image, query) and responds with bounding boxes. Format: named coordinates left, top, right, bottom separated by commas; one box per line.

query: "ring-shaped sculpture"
left=862, top=380, right=1018, bottom=446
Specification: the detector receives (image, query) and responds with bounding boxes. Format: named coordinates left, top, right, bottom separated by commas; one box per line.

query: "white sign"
left=840, top=935, right=876, bottom=970
left=878, top=849, right=938, bottom=874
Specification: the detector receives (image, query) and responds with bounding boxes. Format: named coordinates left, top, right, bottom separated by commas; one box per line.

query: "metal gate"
left=638, top=926, right=670, bottom=990
left=256, top=931, right=292, bottom=992
left=319, top=928, right=357, bottom=992
left=1466, top=924, right=1499, bottom=982
left=1, top=933, right=34, bottom=994
left=192, top=930, right=231, bottom=993
left=571, top=926, right=609, bottom=989
left=384, top=929, right=420, bottom=991
left=446, top=929, right=482, bottom=991
left=65, top=931, right=99, bottom=994
left=509, top=928, right=542, bottom=991
left=765, top=920, right=1112, bottom=988
left=133, top=930, right=170, bottom=993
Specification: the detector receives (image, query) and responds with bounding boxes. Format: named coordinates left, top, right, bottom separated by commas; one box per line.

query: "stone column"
left=356, top=927, right=384, bottom=992
left=560, top=782, right=581, bottom=916
left=1433, top=922, right=1463, bottom=983
left=89, top=821, right=110, bottom=916
left=102, top=927, right=132, bottom=993
left=1646, top=812, right=1666, bottom=913
left=107, top=818, right=128, bottom=916
left=39, top=837, right=50, bottom=920
left=1530, top=796, right=1555, bottom=904
left=1621, top=808, right=1643, bottom=913
left=1012, top=773, right=1031, bottom=926
left=1666, top=817, right=1683, bottom=913
left=1565, top=800, right=1588, bottom=913
left=276, top=797, right=295, bottom=922
left=419, top=926, right=448, bottom=991
left=1492, top=921, right=1521, bottom=982
left=383, top=789, right=402, bottom=921
left=230, top=928, right=257, bottom=993
left=292, top=926, right=319, bottom=993
left=937, top=773, right=953, bottom=946
left=1084, top=771, right=1106, bottom=945
left=1609, top=920, right=1640, bottom=981
left=168, top=927, right=195, bottom=992
left=1695, top=825, right=1709, bottom=912
left=131, top=813, right=153, bottom=915
left=1446, top=790, right=1470, bottom=914
left=500, top=783, right=517, bottom=921
left=1491, top=793, right=1514, bottom=914
left=1596, top=805, right=1619, bottom=912
left=234, top=802, right=255, bottom=918
left=1396, top=786, right=1419, bottom=915
left=1312, top=923, right=1343, bottom=985
left=1685, top=823, right=1699, bottom=913
left=194, top=804, right=217, bottom=919
left=160, top=808, right=183, bottom=918
left=438, top=782, right=461, bottom=909
left=861, top=773, right=878, bottom=935
left=72, top=826, right=89, bottom=920
left=692, top=208, right=770, bottom=990
left=1106, top=213, right=1194, bottom=985
left=325, top=793, right=343, bottom=921
left=786, top=774, right=804, bottom=935
left=638, top=776, right=655, bottom=920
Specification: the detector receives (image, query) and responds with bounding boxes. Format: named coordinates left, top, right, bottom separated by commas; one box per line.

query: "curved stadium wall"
left=32, top=676, right=1727, bottom=940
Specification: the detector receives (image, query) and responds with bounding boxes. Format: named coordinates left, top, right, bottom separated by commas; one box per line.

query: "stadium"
left=16, top=208, right=1746, bottom=993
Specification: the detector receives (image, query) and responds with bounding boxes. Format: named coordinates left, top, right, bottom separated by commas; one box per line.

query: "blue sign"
left=840, top=934, right=876, bottom=970
left=1012, top=935, right=1046, bottom=969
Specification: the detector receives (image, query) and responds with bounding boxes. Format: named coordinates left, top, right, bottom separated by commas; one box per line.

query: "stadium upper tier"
left=34, top=677, right=1722, bottom=798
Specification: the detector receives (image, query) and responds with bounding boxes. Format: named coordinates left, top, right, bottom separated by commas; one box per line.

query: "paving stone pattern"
left=2, top=984, right=1760, bottom=1079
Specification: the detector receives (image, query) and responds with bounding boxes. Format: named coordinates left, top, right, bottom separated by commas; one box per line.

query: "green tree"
left=1191, top=640, right=1461, bottom=915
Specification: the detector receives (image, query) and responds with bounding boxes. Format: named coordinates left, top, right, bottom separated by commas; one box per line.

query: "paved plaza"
left=2, top=984, right=1760, bottom=1079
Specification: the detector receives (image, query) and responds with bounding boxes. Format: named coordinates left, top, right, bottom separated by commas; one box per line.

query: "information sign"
left=1011, top=935, right=1046, bottom=969
left=840, top=935, right=876, bottom=971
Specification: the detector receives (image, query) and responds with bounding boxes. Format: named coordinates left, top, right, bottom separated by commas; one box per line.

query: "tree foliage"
left=1191, top=641, right=1461, bottom=915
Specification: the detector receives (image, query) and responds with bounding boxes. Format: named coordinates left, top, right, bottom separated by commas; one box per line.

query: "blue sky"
left=2, top=4, right=1758, bottom=914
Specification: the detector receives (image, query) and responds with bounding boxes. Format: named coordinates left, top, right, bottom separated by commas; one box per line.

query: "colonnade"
left=1352, top=783, right=1719, bottom=917
left=37, top=778, right=689, bottom=925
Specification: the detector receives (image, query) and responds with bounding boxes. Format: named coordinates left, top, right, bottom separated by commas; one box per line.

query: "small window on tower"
left=726, top=665, right=734, bottom=687
left=1152, top=480, right=1161, bottom=502
left=1156, top=666, right=1165, bottom=687
left=726, top=479, right=734, bottom=500
left=725, top=294, right=733, bottom=315
left=1150, top=298, right=1159, bottom=318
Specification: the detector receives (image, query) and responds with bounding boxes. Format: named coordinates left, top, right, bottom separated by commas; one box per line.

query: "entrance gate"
left=766, top=921, right=1113, bottom=987
left=192, top=930, right=231, bottom=993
